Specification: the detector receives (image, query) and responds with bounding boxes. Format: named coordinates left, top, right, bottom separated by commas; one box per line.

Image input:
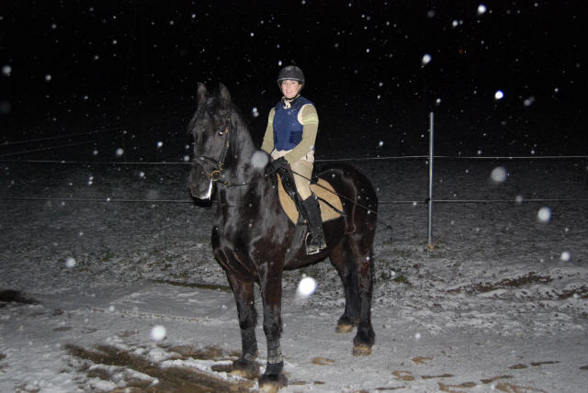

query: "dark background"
left=1, top=0, right=585, bottom=157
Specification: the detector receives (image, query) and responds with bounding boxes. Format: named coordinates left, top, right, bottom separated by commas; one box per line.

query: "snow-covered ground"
left=1, top=102, right=587, bottom=392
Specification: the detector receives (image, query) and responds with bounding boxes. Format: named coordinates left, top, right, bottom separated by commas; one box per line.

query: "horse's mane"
left=226, top=105, right=255, bottom=159
left=228, top=102, right=249, bottom=135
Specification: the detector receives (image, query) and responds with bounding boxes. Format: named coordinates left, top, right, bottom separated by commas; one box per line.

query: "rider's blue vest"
left=273, top=96, right=314, bottom=151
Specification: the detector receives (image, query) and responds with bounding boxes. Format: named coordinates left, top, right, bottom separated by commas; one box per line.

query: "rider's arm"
left=284, top=104, right=319, bottom=163
left=261, top=108, right=275, bottom=154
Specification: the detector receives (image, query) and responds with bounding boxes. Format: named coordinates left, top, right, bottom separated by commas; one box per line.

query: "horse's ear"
left=197, top=83, right=208, bottom=106
left=218, top=83, right=231, bottom=109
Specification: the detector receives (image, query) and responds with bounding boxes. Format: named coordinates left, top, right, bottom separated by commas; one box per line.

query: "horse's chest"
left=214, top=198, right=290, bottom=258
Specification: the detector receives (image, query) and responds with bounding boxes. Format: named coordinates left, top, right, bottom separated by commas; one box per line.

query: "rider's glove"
left=265, top=157, right=289, bottom=176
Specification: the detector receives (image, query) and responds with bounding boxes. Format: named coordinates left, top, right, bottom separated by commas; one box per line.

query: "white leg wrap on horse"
left=267, top=346, right=283, bottom=364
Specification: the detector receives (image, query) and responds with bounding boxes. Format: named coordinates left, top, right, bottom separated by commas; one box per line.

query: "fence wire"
left=2, top=154, right=588, bottom=165
left=3, top=196, right=586, bottom=205
left=1, top=127, right=124, bottom=146
left=1, top=154, right=586, bottom=205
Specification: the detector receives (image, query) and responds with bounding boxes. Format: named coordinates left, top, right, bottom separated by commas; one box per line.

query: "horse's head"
left=188, top=83, right=233, bottom=200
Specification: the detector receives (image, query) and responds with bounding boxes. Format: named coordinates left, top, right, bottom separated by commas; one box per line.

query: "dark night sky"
left=0, top=0, right=585, bottom=154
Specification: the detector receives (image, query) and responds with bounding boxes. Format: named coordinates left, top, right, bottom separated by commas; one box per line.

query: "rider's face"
left=280, top=80, right=302, bottom=99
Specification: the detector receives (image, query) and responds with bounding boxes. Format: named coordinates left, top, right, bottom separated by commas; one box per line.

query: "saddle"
left=277, top=174, right=343, bottom=224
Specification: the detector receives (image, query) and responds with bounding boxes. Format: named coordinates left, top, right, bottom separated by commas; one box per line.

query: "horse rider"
left=261, top=65, right=326, bottom=255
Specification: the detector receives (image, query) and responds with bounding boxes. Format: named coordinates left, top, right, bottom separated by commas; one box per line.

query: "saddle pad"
left=277, top=175, right=343, bottom=224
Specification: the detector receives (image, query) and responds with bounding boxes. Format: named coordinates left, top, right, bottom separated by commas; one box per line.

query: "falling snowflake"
left=65, top=257, right=76, bottom=268
left=150, top=325, right=167, bottom=341
left=490, top=166, right=507, bottom=183
left=297, top=276, right=317, bottom=297
left=251, top=151, right=269, bottom=169
left=523, top=96, right=535, bottom=107
left=537, top=207, right=551, bottom=223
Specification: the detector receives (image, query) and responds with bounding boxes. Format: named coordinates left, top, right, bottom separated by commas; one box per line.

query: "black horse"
left=188, top=83, right=377, bottom=392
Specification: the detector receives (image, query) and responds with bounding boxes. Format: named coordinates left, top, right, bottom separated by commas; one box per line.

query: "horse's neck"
left=216, top=164, right=268, bottom=211
left=220, top=118, right=263, bottom=195
left=218, top=121, right=276, bottom=209
left=227, top=118, right=256, bottom=177
left=217, top=177, right=279, bottom=227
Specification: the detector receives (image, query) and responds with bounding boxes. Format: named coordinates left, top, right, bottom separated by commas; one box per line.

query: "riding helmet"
left=277, top=65, right=305, bottom=87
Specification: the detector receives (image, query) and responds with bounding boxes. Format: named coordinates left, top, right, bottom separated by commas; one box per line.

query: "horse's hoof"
left=352, top=343, right=372, bottom=356
left=336, top=323, right=354, bottom=333
left=230, top=359, right=260, bottom=379
left=258, top=373, right=287, bottom=393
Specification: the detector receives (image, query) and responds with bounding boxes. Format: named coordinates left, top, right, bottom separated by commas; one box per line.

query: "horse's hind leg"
left=224, top=272, right=260, bottom=379
left=329, top=242, right=361, bottom=333
left=350, top=240, right=375, bottom=356
left=330, top=237, right=375, bottom=355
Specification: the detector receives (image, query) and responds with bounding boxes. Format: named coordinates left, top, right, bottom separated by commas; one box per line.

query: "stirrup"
left=304, top=232, right=326, bottom=255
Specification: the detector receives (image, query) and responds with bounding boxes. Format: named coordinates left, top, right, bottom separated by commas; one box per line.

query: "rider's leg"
left=291, top=158, right=326, bottom=255
left=300, top=195, right=327, bottom=254
left=290, top=158, right=313, bottom=200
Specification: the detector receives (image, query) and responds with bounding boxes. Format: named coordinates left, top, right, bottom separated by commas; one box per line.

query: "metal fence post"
left=427, top=112, right=434, bottom=248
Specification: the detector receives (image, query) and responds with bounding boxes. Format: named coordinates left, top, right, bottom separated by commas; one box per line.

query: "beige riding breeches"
left=271, top=150, right=314, bottom=200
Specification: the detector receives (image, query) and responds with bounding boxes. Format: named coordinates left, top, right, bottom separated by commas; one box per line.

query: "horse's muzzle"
left=188, top=165, right=213, bottom=200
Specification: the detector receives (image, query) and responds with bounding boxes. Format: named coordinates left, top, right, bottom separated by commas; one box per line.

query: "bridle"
left=192, top=114, right=249, bottom=188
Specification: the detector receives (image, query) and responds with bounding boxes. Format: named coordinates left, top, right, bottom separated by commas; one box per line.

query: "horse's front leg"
left=258, top=265, right=287, bottom=392
left=214, top=226, right=260, bottom=378
left=224, top=271, right=260, bottom=379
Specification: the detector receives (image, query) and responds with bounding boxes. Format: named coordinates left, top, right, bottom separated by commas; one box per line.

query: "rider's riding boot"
left=301, top=196, right=327, bottom=255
